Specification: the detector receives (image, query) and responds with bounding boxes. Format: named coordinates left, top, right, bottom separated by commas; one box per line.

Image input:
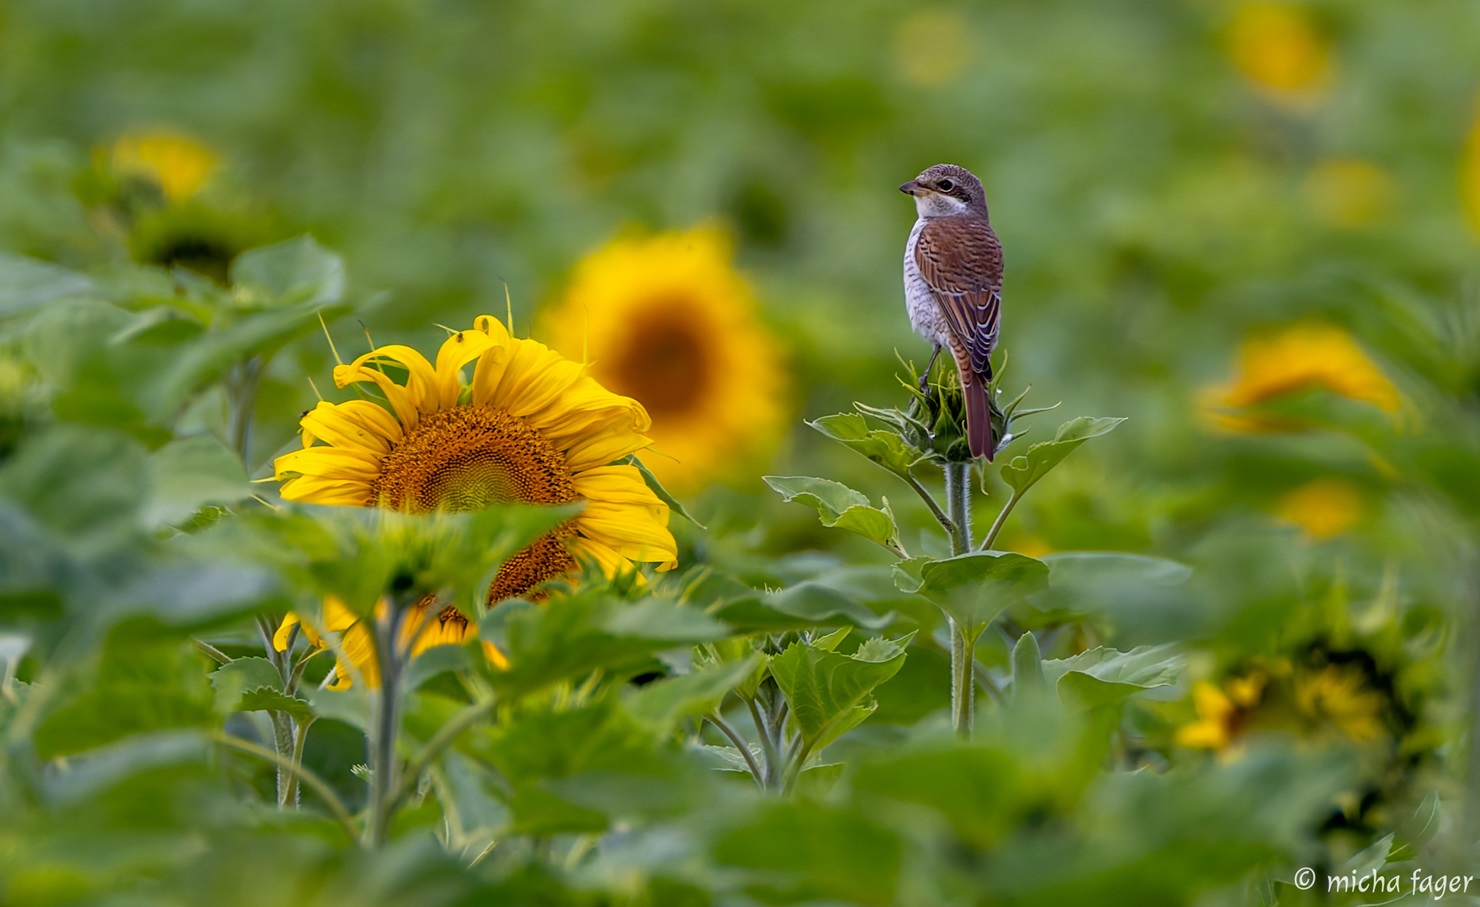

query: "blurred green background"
left=3, top=0, right=1480, bottom=904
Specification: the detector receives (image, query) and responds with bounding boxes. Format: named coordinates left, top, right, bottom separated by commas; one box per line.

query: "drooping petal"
left=300, top=399, right=403, bottom=453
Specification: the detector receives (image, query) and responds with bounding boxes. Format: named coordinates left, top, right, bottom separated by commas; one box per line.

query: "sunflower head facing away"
left=544, top=225, right=787, bottom=494
left=105, top=129, right=220, bottom=206
left=273, top=315, right=679, bottom=684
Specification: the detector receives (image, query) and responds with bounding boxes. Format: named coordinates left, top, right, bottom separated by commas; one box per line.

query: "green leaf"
left=229, top=235, right=345, bottom=306
left=623, top=454, right=705, bottom=528
left=1011, top=632, right=1046, bottom=700
left=702, top=576, right=896, bottom=633
left=41, top=730, right=211, bottom=806
left=1045, top=644, right=1185, bottom=709
left=34, top=633, right=215, bottom=759
left=893, top=551, right=1049, bottom=634
left=768, top=632, right=912, bottom=753
left=764, top=475, right=904, bottom=556
left=626, top=654, right=764, bottom=729
left=1000, top=416, right=1125, bottom=494
left=711, top=801, right=903, bottom=907
left=237, top=688, right=316, bottom=723
left=144, top=435, right=250, bottom=526
left=481, top=590, right=727, bottom=696
left=807, top=412, right=926, bottom=477
left=0, top=253, right=95, bottom=316
left=210, top=657, right=281, bottom=709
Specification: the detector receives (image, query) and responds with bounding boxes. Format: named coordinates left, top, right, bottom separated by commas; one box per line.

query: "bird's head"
left=899, top=163, right=988, bottom=219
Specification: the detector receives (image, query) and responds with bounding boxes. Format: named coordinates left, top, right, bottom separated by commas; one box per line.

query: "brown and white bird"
left=900, top=163, right=1004, bottom=460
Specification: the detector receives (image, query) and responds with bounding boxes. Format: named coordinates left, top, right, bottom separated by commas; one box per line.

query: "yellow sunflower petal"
left=576, top=509, right=677, bottom=569
left=484, top=338, right=588, bottom=418
left=563, top=423, right=654, bottom=473
left=275, top=446, right=382, bottom=483
left=333, top=345, right=440, bottom=425
left=300, top=399, right=403, bottom=453
left=433, top=329, right=503, bottom=410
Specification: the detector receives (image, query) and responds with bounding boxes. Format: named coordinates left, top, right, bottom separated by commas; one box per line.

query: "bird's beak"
left=899, top=180, right=925, bottom=196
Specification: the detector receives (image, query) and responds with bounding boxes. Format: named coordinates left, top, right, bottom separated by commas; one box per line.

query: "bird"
left=900, top=163, right=1004, bottom=460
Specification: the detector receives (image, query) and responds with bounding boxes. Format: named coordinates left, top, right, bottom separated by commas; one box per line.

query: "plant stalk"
left=366, top=600, right=409, bottom=848
left=944, top=461, right=977, bottom=738
left=980, top=489, right=1022, bottom=551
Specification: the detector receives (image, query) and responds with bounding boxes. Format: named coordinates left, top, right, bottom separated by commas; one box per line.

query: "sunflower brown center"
left=368, top=405, right=580, bottom=603
left=608, top=301, right=711, bottom=419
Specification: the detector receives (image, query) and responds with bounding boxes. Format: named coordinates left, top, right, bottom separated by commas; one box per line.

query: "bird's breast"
left=903, top=219, right=949, bottom=344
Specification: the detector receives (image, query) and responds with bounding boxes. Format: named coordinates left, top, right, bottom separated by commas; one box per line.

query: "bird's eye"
left=937, top=179, right=955, bottom=192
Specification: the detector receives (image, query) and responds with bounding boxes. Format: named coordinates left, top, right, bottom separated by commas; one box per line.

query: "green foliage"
left=764, top=474, right=904, bottom=555
left=999, top=416, right=1126, bottom=495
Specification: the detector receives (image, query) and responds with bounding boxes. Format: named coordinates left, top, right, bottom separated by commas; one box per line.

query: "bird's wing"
left=913, top=216, right=1003, bottom=380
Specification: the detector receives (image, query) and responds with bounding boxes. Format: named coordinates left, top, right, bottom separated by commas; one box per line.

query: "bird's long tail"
left=964, top=377, right=994, bottom=461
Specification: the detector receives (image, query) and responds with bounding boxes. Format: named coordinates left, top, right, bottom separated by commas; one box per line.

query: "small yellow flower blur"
left=543, top=226, right=788, bottom=494
left=892, top=9, right=973, bottom=88
left=1463, top=107, right=1480, bottom=237
left=1276, top=478, right=1363, bottom=539
left=1199, top=323, right=1401, bottom=431
left=1225, top=2, right=1332, bottom=105
left=1176, top=681, right=1240, bottom=750
left=109, top=129, right=220, bottom=202
left=1302, top=159, right=1393, bottom=229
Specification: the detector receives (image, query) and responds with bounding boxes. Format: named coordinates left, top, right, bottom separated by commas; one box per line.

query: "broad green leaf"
left=237, top=688, right=315, bottom=723
left=0, top=425, right=149, bottom=558
left=807, top=412, right=926, bottom=477
left=41, top=730, right=211, bottom=806
left=852, top=744, right=1028, bottom=849
left=307, top=687, right=371, bottom=732
left=229, top=235, right=345, bottom=306
left=144, top=435, right=250, bottom=526
left=627, top=655, right=763, bottom=729
left=105, top=562, right=282, bottom=629
left=0, top=253, right=95, bottom=316
left=893, top=551, right=1049, bottom=634
left=210, top=657, right=282, bottom=711
left=1045, top=644, right=1184, bottom=709
left=711, top=801, right=903, bottom=907
left=481, top=591, right=727, bottom=696
left=475, top=697, right=700, bottom=835
left=768, top=633, right=912, bottom=752
left=704, top=578, right=895, bottom=633
left=1000, top=416, right=1125, bottom=494
left=34, top=634, right=215, bottom=759
left=764, top=475, right=904, bottom=556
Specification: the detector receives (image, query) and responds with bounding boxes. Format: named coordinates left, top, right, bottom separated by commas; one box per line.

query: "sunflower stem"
left=905, top=472, right=956, bottom=540
left=707, top=711, right=765, bottom=791
left=227, top=356, right=263, bottom=470
left=944, top=461, right=977, bottom=738
left=367, top=593, right=413, bottom=848
left=980, top=488, right=1022, bottom=552
left=214, top=733, right=359, bottom=845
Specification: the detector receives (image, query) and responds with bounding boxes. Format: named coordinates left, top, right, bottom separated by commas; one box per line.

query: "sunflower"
left=273, top=314, right=678, bottom=686
left=106, top=129, right=219, bottom=203
left=543, top=225, right=787, bottom=494
left=1275, top=479, right=1363, bottom=540
left=1225, top=2, right=1332, bottom=106
left=1198, top=323, right=1401, bottom=431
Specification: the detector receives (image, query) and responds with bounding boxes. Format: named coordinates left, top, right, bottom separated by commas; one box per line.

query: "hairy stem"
left=746, top=695, right=782, bottom=792
left=215, top=733, right=358, bottom=844
left=944, top=462, right=973, bottom=554
left=707, top=712, right=765, bottom=790
left=386, top=697, right=497, bottom=814
left=952, top=623, right=979, bottom=739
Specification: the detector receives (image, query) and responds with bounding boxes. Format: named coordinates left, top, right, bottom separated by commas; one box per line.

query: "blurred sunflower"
left=107, top=129, right=219, bottom=203
left=1199, top=323, right=1401, bottom=431
left=94, top=129, right=252, bottom=282
left=1302, top=159, right=1393, bottom=229
left=1176, top=672, right=1267, bottom=751
left=1275, top=478, right=1363, bottom=539
left=1464, top=107, right=1480, bottom=236
left=273, top=315, right=678, bottom=686
left=1225, top=1, right=1333, bottom=106
left=543, top=226, right=787, bottom=493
